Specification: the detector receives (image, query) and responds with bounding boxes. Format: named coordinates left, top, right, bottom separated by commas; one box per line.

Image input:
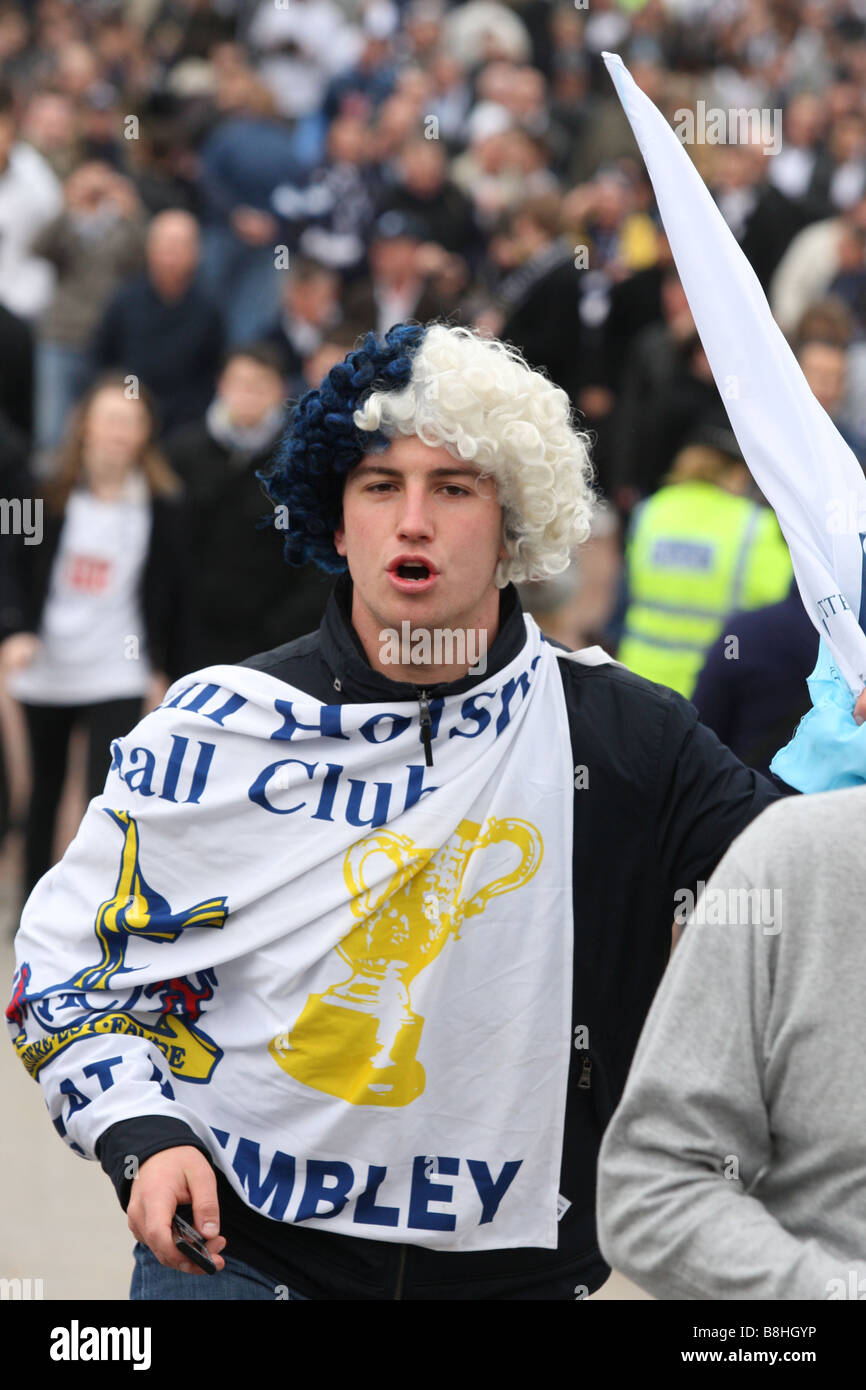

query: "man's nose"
left=396, top=485, right=434, bottom=539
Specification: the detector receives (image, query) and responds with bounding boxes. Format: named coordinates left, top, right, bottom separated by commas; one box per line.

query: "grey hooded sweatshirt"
left=597, top=784, right=866, bottom=1301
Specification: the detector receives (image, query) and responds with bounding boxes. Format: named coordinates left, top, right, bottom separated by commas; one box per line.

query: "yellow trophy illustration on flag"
left=269, top=816, right=543, bottom=1106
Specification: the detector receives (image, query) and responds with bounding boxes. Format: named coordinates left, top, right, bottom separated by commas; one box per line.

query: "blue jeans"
left=130, top=1242, right=308, bottom=1300
left=199, top=226, right=283, bottom=346
left=34, top=339, right=93, bottom=462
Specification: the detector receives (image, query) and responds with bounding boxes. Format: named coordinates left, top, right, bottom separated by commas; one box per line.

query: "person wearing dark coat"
left=91, top=209, right=224, bottom=437
left=0, top=299, right=33, bottom=439
left=691, top=581, right=819, bottom=778
left=164, top=343, right=333, bottom=669
left=494, top=193, right=585, bottom=405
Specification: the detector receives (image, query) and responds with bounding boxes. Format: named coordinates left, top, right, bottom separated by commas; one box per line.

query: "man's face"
left=799, top=341, right=848, bottom=416
left=334, top=434, right=508, bottom=674
left=218, top=356, right=284, bottom=428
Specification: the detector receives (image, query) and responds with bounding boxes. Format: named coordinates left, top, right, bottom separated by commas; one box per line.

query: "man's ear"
left=334, top=509, right=346, bottom=558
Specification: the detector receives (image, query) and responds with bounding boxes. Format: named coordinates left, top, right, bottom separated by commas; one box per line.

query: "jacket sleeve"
left=96, top=1115, right=213, bottom=1211
left=596, top=834, right=866, bottom=1299
left=653, top=689, right=795, bottom=897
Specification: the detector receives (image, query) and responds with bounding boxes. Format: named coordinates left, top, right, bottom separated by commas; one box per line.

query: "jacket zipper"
left=577, top=1053, right=592, bottom=1090
left=393, top=1244, right=408, bottom=1300
left=417, top=689, right=433, bottom=767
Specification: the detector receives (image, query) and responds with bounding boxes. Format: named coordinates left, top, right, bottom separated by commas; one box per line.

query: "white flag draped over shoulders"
left=603, top=51, right=866, bottom=790
left=8, top=626, right=577, bottom=1251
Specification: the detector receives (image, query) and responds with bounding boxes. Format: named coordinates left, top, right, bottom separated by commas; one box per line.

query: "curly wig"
left=261, top=319, right=597, bottom=586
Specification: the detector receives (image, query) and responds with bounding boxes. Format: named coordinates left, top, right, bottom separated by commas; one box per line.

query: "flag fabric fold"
left=602, top=50, right=866, bottom=789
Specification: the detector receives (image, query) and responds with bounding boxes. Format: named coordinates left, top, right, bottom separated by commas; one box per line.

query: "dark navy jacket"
left=98, top=572, right=792, bottom=1299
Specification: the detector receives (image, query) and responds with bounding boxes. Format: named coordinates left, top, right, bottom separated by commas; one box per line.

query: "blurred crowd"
left=1, top=0, right=866, bottom=889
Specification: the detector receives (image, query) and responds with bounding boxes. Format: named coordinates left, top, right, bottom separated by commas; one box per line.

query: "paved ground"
left=1, top=818, right=648, bottom=1301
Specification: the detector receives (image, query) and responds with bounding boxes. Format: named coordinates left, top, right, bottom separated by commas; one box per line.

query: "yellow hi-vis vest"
left=617, top=480, right=793, bottom=698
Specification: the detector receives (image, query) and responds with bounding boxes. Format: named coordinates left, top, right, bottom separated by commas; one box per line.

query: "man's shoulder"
left=727, top=783, right=866, bottom=866
left=549, top=644, right=702, bottom=778
left=239, top=629, right=332, bottom=698
left=552, top=643, right=690, bottom=718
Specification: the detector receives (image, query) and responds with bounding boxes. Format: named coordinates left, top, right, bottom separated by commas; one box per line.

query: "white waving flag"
left=603, top=51, right=866, bottom=789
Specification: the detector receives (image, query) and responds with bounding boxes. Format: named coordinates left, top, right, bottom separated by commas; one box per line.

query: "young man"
left=7, top=321, right=789, bottom=1301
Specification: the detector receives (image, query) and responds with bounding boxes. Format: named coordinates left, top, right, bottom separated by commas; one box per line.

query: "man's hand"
left=230, top=206, right=278, bottom=246
left=855, top=688, right=866, bottom=726
left=127, top=1146, right=227, bottom=1275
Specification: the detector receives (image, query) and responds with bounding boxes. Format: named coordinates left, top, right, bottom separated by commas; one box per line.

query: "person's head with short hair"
left=510, top=192, right=562, bottom=254
left=217, top=344, right=287, bottom=430
left=145, top=209, right=201, bottom=300
left=797, top=338, right=849, bottom=417
left=328, top=114, right=369, bottom=165
left=283, top=257, right=340, bottom=325
left=369, top=210, right=428, bottom=284
left=792, top=297, right=853, bottom=352
left=262, top=321, right=596, bottom=673
left=398, top=137, right=447, bottom=197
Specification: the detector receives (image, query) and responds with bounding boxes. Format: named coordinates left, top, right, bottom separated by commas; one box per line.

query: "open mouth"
left=396, top=562, right=431, bottom=581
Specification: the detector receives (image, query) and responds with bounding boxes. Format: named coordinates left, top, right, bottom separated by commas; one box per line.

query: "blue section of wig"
left=259, top=321, right=429, bottom=572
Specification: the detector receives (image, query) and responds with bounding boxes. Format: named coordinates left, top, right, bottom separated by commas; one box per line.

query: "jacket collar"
left=319, top=571, right=529, bottom=703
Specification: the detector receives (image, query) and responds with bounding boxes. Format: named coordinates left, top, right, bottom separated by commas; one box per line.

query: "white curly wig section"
left=352, top=323, right=597, bottom=587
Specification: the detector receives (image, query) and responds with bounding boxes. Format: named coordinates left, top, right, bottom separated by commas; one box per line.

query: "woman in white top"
left=0, top=374, right=190, bottom=893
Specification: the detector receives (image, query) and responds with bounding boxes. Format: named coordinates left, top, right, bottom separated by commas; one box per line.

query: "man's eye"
left=367, top=482, right=395, bottom=492
left=441, top=485, right=470, bottom=496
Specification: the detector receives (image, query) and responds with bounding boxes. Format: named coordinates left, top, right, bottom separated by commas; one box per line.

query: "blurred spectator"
left=792, top=299, right=866, bottom=464
left=378, top=137, right=479, bottom=260
left=247, top=0, right=362, bottom=120
left=321, top=11, right=398, bottom=129
left=692, top=581, right=818, bottom=778
left=797, top=333, right=866, bottom=465
left=91, top=209, right=224, bottom=435
left=709, top=142, right=815, bottom=293
left=198, top=70, right=300, bottom=345
left=19, top=88, right=80, bottom=180
left=0, top=375, right=190, bottom=893
left=368, top=209, right=461, bottom=334
left=766, top=91, right=826, bottom=207
left=424, top=47, right=472, bottom=150
left=31, top=161, right=146, bottom=465
left=0, top=77, right=63, bottom=320
left=164, top=342, right=332, bottom=668
left=451, top=101, right=525, bottom=228
left=819, top=109, right=866, bottom=212
left=770, top=191, right=866, bottom=337
left=262, top=257, right=345, bottom=392
left=615, top=434, right=793, bottom=699
left=611, top=270, right=724, bottom=503
left=273, top=113, right=382, bottom=278
left=78, top=80, right=127, bottom=172
left=0, top=299, right=33, bottom=441
left=475, top=192, right=583, bottom=402
left=442, top=0, right=532, bottom=65
left=563, top=166, right=658, bottom=284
